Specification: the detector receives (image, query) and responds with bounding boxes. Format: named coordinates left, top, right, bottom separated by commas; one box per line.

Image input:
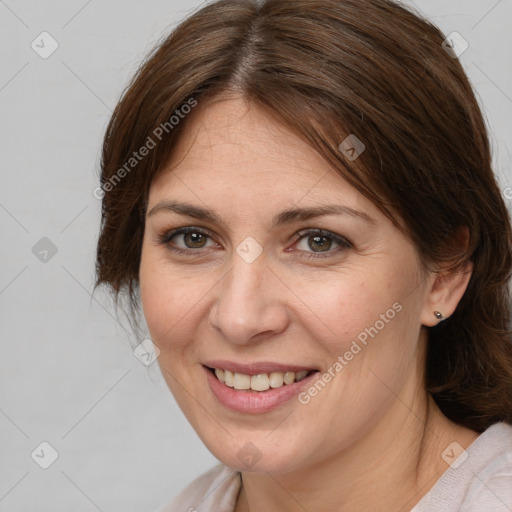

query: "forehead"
left=148, top=97, right=376, bottom=216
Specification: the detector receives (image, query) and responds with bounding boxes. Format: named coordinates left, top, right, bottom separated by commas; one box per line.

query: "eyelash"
left=157, top=226, right=352, bottom=260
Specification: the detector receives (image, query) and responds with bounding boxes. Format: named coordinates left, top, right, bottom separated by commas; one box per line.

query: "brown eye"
left=294, top=229, right=352, bottom=258
left=159, top=227, right=216, bottom=254
left=306, top=235, right=332, bottom=252
left=181, top=232, right=208, bottom=248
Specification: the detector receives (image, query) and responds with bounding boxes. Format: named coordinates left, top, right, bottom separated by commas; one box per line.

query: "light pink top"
left=155, top=422, right=512, bottom=511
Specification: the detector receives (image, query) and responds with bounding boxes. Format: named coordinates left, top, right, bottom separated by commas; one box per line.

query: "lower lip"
left=203, top=365, right=318, bottom=414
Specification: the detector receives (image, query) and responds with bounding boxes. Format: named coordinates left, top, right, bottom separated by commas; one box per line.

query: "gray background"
left=0, top=1, right=511, bottom=511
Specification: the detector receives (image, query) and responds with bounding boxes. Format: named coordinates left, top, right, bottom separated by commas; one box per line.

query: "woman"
left=95, top=0, right=512, bottom=510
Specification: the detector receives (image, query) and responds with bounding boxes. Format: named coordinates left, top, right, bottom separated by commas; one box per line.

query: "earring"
left=434, top=311, right=444, bottom=321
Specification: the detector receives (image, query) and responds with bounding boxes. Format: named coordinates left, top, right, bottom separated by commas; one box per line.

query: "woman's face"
left=140, top=96, right=434, bottom=474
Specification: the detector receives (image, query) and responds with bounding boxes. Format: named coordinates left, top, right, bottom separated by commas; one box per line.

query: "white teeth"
left=295, top=370, right=308, bottom=381
left=212, top=367, right=312, bottom=391
left=269, top=372, right=284, bottom=388
left=224, top=370, right=234, bottom=387
left=283, top=371, right=295, bottom=385
left=233, top=373, right=251, bottom=390
left=251, top=374, right=270, bottom=391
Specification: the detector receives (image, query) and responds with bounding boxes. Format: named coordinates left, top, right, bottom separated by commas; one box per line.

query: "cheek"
left=295, top=271, right=398, bottom=347
left=302, top=262, right=422, bottom=380
left=139, top=247, right=178, bottom=342
left=139, top=248, right=212, bottom=350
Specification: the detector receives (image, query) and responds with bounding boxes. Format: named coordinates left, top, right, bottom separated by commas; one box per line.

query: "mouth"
left=203, top=365, right=319, bottom=392
left=202, top=363, right=321, bottom=413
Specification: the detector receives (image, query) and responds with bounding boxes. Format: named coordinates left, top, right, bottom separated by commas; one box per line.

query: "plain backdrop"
left=1, top=1, right=511, bottom=511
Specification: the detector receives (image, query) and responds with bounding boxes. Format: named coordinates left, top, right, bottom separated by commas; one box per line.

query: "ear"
left=420, top=227, right=473, bottom=327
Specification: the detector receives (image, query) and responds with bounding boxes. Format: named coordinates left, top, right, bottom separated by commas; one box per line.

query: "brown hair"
left=95, top=0, right=512, bottom=432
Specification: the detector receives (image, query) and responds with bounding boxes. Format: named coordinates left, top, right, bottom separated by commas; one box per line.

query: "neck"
left=235, top=394, right=478, bottom=512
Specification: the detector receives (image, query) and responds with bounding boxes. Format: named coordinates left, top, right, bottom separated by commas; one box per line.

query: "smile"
left=203, top=364, right=320, bottom=414
left=210, top=367, right=314, bottom=391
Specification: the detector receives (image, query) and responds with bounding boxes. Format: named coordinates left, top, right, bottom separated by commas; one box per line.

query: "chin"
left=203, top=435, right=308, bottom=474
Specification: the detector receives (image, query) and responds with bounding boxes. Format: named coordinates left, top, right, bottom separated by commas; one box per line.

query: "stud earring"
left=434, top=311, right=444, bottom=321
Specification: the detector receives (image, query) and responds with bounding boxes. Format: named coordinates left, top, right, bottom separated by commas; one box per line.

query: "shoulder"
left=461, top=423, right=512, bottom=511
left=413, top=422, right=512, bottom=511
left=153, top=464, right=241, bottom=512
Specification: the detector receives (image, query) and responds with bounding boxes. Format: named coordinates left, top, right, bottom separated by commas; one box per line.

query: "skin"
left=139, top=95, right=478, bottom=511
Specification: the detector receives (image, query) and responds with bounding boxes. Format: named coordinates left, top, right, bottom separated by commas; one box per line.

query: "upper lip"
left=203, top=360, right=318, bottom=376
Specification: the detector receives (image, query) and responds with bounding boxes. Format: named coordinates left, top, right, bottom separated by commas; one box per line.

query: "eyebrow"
left=146, top=200, right=376, bottom=227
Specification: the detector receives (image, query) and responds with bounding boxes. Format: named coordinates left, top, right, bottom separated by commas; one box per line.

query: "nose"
left=208, top=251, right=290, bottom=345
